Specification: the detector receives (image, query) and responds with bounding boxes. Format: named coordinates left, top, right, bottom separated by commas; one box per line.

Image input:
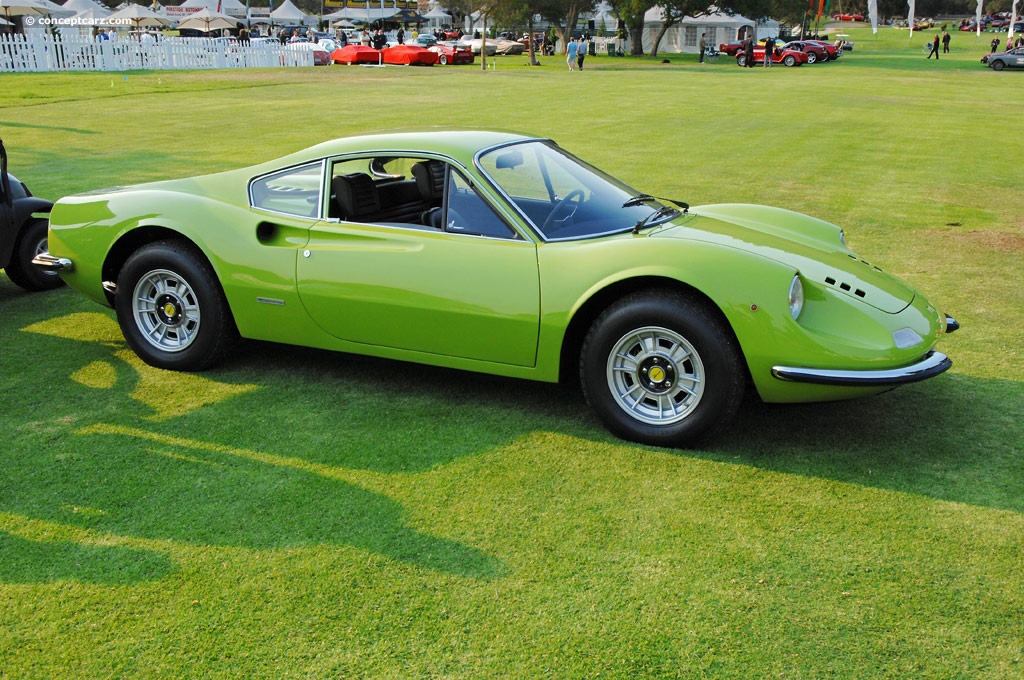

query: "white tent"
left=269, top=0, right=309, bottom=25
left=62, top=0, right=109, bottom=14
left=642, top=7, right=759, bottom=53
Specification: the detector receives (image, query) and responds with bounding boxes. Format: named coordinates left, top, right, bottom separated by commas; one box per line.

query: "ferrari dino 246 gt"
left=36, top=130, right=958, bottom=447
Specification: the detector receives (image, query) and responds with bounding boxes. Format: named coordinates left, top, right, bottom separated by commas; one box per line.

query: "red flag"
left=818, top=0, right=826, bottom=19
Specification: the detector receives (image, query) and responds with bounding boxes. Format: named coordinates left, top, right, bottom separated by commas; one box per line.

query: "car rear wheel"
left=580, top=290, right=745, bottom=448
left=784, top=54, right=796, bottom=66
left=5, top=218, right=65, bottom=291
left=115, top=240, right=238, bottom=372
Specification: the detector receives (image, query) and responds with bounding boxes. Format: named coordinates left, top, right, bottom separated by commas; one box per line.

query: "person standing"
left=699, top=32, right=706, bottom=63
left=744, top=36, right=755, bottom=68
left=566, top=36, right=578, bottom=71
left=990, top=37, right=1000, bottom=53
left=763, top=37, right=773, bottom=67
left=941, top=29, right=950, bottom=53
left=577, top=33, right=587, bottom=70
left=927, top=32, right=940, bottom=59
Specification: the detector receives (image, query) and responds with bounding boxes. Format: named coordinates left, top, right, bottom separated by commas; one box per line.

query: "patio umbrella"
left=0, top=0, right=50, bottom=24
left=106, top=3, right=172, bottom=30
left=176, top=7, right=235, bottom=32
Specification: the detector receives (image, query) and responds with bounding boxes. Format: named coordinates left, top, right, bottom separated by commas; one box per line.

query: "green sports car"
left=36, top=130, right=958, bottom=447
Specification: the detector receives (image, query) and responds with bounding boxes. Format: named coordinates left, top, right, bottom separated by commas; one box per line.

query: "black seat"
left=332, top=173, right=380, bottom=221
left=412, top=161, right=446, bottom=228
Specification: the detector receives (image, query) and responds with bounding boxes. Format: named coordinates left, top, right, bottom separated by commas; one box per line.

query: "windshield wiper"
left=632, top=205, right=681, bottom=234
left=622, top=193, right=655, bottom=208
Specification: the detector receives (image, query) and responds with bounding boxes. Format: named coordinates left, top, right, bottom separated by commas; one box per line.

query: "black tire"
left=579, top=290, right=745, bottom=448
left=114, top=240, right=238, bottom=372
left=991, top=60, right=1005, bottom=71
left=806, top=51, right=817, bottom=64
left=736, top=54, right=746, bottom=67
left=4, top=218, right=65, bottom=291
left=439, top=54, right=448, bottom=65
left=784, top=54, right=796, bottom=66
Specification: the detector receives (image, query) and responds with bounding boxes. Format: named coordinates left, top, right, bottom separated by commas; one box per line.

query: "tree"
left=536, top=0, right=595, bottom=53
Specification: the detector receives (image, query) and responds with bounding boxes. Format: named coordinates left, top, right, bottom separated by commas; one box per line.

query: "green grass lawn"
left=1, top=25, right=1022, bottom=678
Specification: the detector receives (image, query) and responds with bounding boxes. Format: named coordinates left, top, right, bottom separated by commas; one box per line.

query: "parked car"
left=459, top=38, right=497, bottom=56
left=381, top=44, right=438, bottom=66
left=718, top=40, right=745, bottom=55
left=330, top=45, right=380, bottom=65
left=781, top=40, right=828, bottom=63
left=36, top=130, right=958, bottom=448
left=492, top=38, right=526, bottom=55
left=410, top=34, right=438, bottom=48
left=805, top=39, right=843, bottom=58
left=736, top=45, right=809, bottom=66
left=430, top=42, right=474, bottom=65
left=286, top=41, right=331, bottom=65
left=982, top=46, right=1024, bottom=70
left=0, top=139, right=62, bottom=291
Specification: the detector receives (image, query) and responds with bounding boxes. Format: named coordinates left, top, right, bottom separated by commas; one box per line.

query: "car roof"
left=272, top=129, right=542, bottom=168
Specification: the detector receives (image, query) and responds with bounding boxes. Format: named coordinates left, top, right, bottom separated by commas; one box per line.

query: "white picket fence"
left=0, top=33, right=313, bottom=72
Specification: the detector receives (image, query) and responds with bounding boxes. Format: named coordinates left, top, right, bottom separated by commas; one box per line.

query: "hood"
left=654, top=203, right=916, bottom=314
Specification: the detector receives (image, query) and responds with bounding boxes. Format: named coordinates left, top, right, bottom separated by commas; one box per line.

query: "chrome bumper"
left=32, top=251, right=73, bottom=273
left=772, top=351, right=952, bottom=387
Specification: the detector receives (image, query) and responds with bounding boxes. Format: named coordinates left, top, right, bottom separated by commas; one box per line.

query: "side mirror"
left=495, top=150, right=523, bottom=170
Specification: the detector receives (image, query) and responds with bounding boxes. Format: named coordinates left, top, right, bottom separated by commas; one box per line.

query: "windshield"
left=477, top=140, right=679, bottom=241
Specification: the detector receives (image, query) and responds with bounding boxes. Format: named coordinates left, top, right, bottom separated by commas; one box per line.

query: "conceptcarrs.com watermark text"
left=23, top=16, right=137, bottom=27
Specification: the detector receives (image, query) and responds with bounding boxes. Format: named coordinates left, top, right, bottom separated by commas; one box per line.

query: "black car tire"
left=991, top=60, right=1005, bottom=71
left=115, top=240, right=238, bottom=372
left=737, top=54, right=747, bottom=66
left=5, top=218, right=65, bottom=291
left=784, top=54, right=797, bottom=66
left=580, top=290, right=745, bottom=448
left=439, top=54, right=448, bottom=65
left=807, top=52, right=817, bottom=64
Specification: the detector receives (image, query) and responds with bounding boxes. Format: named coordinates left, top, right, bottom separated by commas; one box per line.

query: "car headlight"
left=788, top=275, right=804, bottom=320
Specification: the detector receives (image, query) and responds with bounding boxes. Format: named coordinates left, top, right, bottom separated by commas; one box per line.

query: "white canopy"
left=642, top=8, right=758, bottom=53
left=62, top=0, right=110, bottom=14
left=269, top=0, right=308, bottom=24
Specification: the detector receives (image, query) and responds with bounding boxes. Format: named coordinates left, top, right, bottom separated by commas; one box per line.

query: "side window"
left=249, top=162, right=323, bottom=218
left=446, top=171, right=517, bottom=239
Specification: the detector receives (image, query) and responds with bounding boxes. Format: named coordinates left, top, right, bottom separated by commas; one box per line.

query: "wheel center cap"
left=638, top=356, right=676, bottom=394
left=156, top=294, right=182, bottom=325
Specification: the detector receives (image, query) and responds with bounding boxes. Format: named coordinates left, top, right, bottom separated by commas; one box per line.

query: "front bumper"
left=32, top=251, right=73, bottom=272
left=771, top=350, right=952, bottom=387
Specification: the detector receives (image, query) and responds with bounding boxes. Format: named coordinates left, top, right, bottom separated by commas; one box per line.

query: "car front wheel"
left=115, top=240, right=238, bottom=371
left=991, top=60, right=1005, bottom=71
left=806, top=52, right=817, bottom=64
left=438, top=54, right=448, bottom=65
left=580, top=291, right=745, bottom=448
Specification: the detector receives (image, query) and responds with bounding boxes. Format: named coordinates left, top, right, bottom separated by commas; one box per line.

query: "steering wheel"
left=541, top=189, right=584, bottom=232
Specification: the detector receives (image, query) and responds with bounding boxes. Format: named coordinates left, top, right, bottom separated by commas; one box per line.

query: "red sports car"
left=718, top=40, right=745, bottom=56
left=805, top=40, right=842, bottom=59
left=735, top=46, right=809, bottom=66
left=429, top=42, right=474, bottom=65
left=381, top=44, right=438, bottom=65
left=330, top=45, right=381, bottom=65
left=781, top=40, right=828, bottom=63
